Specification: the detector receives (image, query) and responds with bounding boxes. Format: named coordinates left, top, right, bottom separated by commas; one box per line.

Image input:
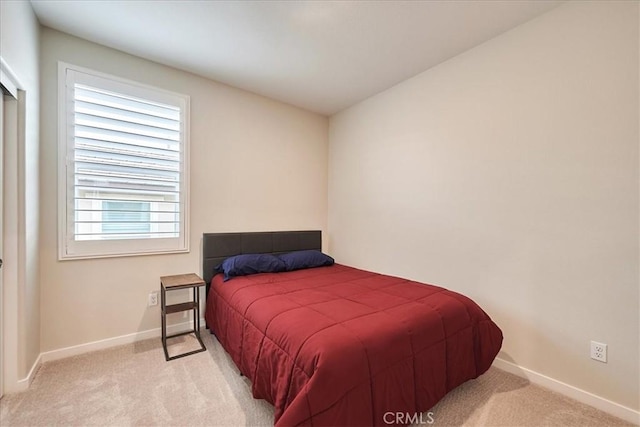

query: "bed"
left=203, top=231, right=503, bottom=426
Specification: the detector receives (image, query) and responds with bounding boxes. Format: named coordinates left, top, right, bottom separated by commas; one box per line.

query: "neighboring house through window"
left=100, top=201, right=151, bottom=236
left=58, top=63, right=190, bottom=259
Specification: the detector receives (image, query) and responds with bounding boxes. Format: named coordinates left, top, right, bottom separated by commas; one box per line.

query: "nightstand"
left=160, top=273, right=206, bottom=361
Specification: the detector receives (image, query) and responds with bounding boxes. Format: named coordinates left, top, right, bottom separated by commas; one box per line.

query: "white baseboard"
left=14, top=353, right=42, bottom=392
left=492, top=357, right=640, bottom=425
left=40, top=319, right=206, bottom=363
left=6, top=320, right=205, bottom=394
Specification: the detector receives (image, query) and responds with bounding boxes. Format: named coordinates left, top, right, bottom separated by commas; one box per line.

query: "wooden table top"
left=160, top=273, right=205, bottom=289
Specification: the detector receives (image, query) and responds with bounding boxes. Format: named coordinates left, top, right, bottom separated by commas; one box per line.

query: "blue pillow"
left=216, top=254, right=286, bottom=281
left=278, top=250, right=334, bottom=271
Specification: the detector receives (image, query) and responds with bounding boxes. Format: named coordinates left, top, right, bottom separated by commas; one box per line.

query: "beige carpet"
left=0, top=331, right=634, bottom=427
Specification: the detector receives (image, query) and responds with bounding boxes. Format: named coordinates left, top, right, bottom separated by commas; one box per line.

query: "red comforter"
left=205, top=264, right=502, bottom=426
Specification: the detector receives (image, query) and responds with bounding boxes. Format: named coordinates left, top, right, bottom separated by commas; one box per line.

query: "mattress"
left=205, top=264, right=503, bottom=426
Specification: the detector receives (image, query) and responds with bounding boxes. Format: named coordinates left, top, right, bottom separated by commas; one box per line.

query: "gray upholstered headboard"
left=202, top=230, right=322, bottom=290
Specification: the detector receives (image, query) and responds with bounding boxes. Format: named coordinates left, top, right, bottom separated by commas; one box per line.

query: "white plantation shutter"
left=59, top=65, right=189, bottom=259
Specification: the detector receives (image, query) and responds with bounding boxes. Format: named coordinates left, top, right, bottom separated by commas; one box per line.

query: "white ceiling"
left=30, top=0, right=562, bottom=116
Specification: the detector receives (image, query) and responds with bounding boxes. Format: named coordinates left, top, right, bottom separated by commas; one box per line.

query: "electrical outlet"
left=148, top=291, right=158, bottom=307
left=590, top=341, right=607, bottom=363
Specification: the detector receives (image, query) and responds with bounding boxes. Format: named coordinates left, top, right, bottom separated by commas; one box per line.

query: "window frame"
left=58, top=62, right=190, bottom=260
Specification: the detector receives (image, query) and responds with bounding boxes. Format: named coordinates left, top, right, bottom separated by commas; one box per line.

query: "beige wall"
left=329, top=1, right=639, bottom=411
left=1, top=0, right=41, bottom=382
left=39, top=28, right=328, bottom=351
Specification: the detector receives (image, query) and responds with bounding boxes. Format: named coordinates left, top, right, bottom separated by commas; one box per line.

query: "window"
left=59, top=63, right=190, bottom=259
left=101, top=201, right=151, bottom=235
